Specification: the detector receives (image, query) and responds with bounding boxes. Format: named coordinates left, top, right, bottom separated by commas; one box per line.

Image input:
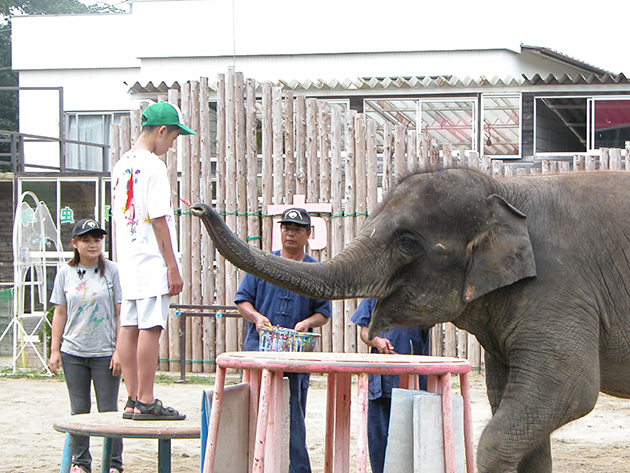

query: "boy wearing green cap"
left=111, top=102, right=195, bottom=420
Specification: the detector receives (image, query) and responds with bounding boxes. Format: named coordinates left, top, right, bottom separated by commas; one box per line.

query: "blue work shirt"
left=351, top=298, right=431, bottom=399
left=235, top=250, right=333, bottom=352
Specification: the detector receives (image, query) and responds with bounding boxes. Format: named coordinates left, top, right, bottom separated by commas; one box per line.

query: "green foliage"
left=0, top=22, right=17, bottom=132
left=0, top=366, right=59, bottom=378
left=0, top=1, right=121, bottom=18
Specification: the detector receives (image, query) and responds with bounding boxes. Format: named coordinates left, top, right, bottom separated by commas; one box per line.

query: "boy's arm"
left=151, top=216, right=184, bottom=296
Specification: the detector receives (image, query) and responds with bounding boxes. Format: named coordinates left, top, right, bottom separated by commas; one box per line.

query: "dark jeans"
left=61, top=352, right=123, bottom=472
left=368, top=396, right=392, bottom=473
left=287, top=372, right=311, bottom=473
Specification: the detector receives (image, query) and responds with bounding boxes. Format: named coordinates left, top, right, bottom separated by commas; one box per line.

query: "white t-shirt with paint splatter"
left=50, top=261, right=122, bottom=357
left=111, top=149, right=179, bottom=300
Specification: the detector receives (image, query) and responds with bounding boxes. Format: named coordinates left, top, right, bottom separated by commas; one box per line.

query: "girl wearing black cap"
left=48, top=219, right=124, bottom=473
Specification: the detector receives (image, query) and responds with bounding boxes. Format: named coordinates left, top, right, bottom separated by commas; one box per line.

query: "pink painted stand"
left=203, top=351, right=475, bottom=473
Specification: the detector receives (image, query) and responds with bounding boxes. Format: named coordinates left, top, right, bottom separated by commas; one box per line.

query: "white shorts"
left=120, top=295, right=170, bottom=330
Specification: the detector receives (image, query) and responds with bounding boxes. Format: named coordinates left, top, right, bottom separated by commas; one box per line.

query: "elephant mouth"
left=368, top=286, right=464, bottom=339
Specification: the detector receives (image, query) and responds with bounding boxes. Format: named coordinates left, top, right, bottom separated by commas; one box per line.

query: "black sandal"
left=132, top=398, right=186, bottom=421
left=122, top=396, right=136, bottom=420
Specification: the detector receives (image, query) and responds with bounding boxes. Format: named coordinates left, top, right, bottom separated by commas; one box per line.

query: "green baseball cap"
left=141, top=102, right=196, bottom=135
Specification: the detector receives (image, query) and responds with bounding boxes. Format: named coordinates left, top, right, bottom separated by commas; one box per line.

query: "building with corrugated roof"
left=3, top=0, right=630, bottom=285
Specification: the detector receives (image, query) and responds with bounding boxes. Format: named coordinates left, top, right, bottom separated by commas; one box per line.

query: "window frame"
left=417, top=97, right=478, bottom=154
left=534, top=95, right=630, bottom=157
left=65, top=111, right=127, bottom=172
left=481, top=93, right=522, bottom=159
left=588, top=96, right=630, bottom=151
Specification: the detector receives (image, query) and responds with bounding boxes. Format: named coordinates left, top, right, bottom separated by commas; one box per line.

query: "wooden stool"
left=54, top=412, right=200, bottom=473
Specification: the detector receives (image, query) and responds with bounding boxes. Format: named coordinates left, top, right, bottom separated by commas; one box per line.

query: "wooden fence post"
left=344, top=110, right=357, bottom=353
left=285, top=91, right=295, bottom=202
left=215, top=74, right=227, bottom=357
left=189, top=80, right=203, bottom=372
left=199, top=77, right=216, bottom=372
left=179, top=82, right=193, bottom=371
left=261, top=83, right=273, bottom=251
left=330, top=105, right=344, bottom=353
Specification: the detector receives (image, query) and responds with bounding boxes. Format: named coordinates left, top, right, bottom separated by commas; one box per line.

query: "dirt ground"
left=1, top=373, right=628, bottom=473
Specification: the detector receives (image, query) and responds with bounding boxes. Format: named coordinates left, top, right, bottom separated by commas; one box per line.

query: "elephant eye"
left=398, top=232, right=422, bottom=255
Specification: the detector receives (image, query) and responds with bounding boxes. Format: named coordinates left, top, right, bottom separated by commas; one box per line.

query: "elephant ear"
left=463, top=194, right=536, bottom=303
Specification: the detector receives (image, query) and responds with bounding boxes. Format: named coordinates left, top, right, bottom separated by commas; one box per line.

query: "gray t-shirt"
left=50, top=261, right=122, bottom=357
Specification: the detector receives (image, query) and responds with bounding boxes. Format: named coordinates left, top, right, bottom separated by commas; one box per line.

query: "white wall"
left=12, top=13, right=138, bottom=70
left=130, top=0, right=522, bottom=58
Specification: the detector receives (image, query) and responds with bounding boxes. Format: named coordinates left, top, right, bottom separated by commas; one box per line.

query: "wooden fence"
left=110, top=67, right=630, bottom=373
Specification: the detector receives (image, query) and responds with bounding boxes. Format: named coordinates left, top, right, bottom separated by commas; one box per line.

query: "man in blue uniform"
left=351, top=298, right=431, bottom=473
left=235, top=207, right=332, bottom=473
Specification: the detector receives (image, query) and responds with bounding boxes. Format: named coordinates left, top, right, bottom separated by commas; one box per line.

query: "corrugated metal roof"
left=520, top=45, right=612, bottom=75
left=129, top=73, right=630, bottom=95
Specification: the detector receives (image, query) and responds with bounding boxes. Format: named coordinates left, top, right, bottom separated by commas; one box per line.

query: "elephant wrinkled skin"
left=192, top=168, right=630, bottom=473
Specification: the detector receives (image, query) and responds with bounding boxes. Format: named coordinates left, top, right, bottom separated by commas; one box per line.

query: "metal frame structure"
left=0, top=191, right=64, bottom=373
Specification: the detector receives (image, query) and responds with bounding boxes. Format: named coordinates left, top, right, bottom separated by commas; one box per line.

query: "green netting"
left=0, top=288, right=13, bottom=355
left=0, top=288, right=13, bottom=304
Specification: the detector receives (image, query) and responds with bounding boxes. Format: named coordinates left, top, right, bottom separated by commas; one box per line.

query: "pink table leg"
left=248, top=369, right=262, bottom=470
left=403, top=374, right=420, bottom=390
left=334, top=372, right=352, bottom=473
left=203, top=365, right=227, bottom=473
left=252, top=369, right=273, bottom=473
left=325, top=373, right=337, bottom=473
left=440, top=373, right=456, bottom=473
left=400, top=374, right=420, bottom=390
left=356, top=373, right=369, bottom=473
left=427, top=374, right=439, bottom=393
left=399, top=374, right=409, bottom=389
left=460, top=371, right=476, bottom=473
left=264, top=372, right=284, bottom=472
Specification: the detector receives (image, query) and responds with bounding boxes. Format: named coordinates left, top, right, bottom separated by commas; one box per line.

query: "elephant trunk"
left=191, top=203, right=388, bottom=300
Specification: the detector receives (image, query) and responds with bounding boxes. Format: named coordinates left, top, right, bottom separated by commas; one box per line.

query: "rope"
left=158, top=358, right=217, bottom=364
left=174, top=209, right=371, bottom=218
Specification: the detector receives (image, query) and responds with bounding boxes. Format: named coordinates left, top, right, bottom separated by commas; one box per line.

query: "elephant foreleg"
left=484, top=353, right=509, bottom=416
left=518, top=438, right=552, bottom=473
left=476, top=361, right=598, bottom=473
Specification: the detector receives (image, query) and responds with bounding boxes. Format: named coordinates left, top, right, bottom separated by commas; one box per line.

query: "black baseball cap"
left=278, top=208, right=311, bottom=227
left=72, top=218, right=107, bottom=237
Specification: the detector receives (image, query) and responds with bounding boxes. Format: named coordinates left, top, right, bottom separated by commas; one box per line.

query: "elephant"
left=192, top=167, right=630, bottom=473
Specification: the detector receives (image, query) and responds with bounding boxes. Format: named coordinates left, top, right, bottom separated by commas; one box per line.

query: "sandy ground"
left=1, top=373, right=629, bottom=473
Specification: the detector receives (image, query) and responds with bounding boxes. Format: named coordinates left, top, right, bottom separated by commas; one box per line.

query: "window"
left=364, top=99, right=416, bottom=153
left=66, top=112, right=126, bottom=172
left=418, top=99, right=477, bottom=152
left=590, top=98, right=630, bottom=150
left=535, top=97, right=587, bottom=154
left=482, top=95, right=521, bottom=158
left=535, top=96, right=630, bottom=155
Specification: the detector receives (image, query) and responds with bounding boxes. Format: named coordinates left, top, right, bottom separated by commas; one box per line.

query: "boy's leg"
left=92, top=356, right=124, bottom=472
left=130, top=295, right=184, bottom=419
left=117, top=325, right=139, bottom=407
left=118, top=298, right=140, bottom=417
left=136, top=325, right=163, bottom=404
left=61, top=353, right=93, bottom=473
